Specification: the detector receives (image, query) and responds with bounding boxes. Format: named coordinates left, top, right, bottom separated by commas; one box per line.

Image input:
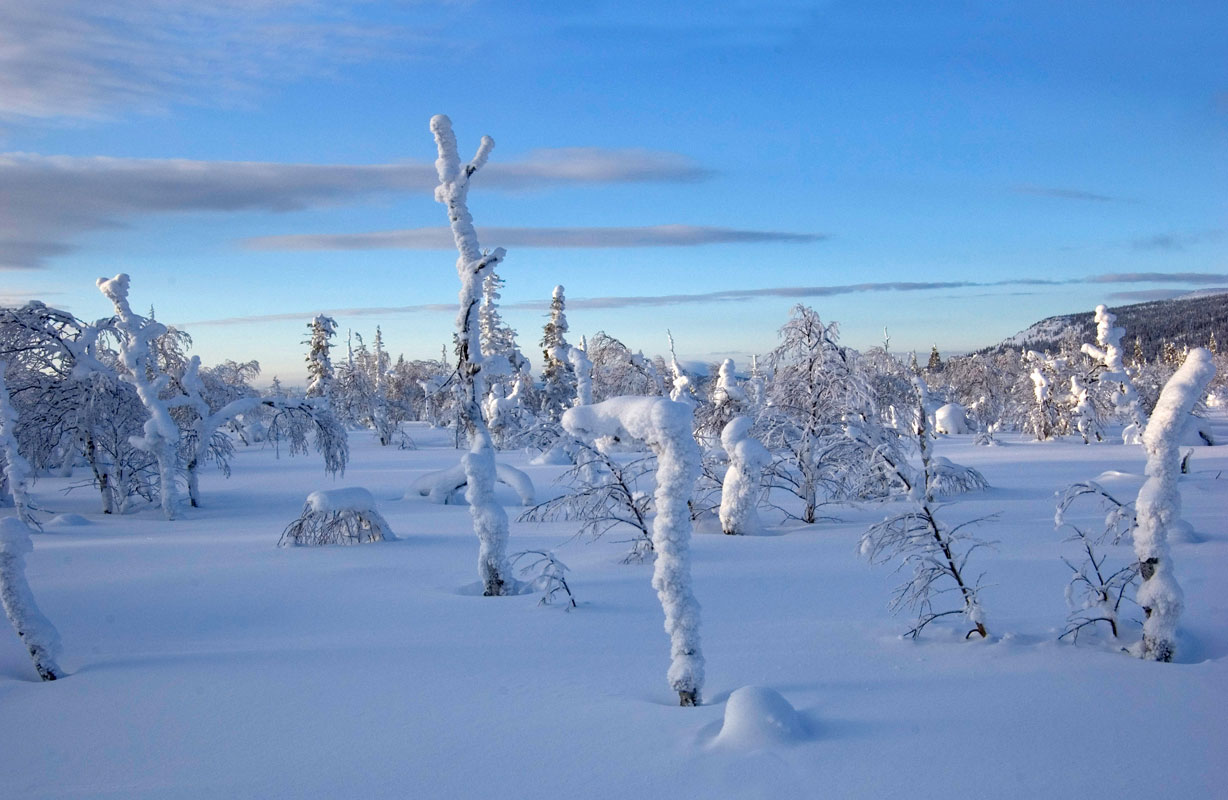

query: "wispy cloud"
left=1012, top=184, right=1125, bottom=203
left=1088, top=272, right=1228, bottom=284
left=1104, top=289, right=1188, bottom=302
left=0, top=150, right=710, bottom=269
left=0, top=0, right=422, bottom=120
left=243, top=225, right=822, bottom=251
left=1130, top=229, right=1222, bottom=252
left=179, top=272, right=1228, bottom=327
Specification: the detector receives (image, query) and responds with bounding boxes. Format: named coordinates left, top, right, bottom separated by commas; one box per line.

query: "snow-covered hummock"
left=563, top=396, right=705, bottom=705
left=1081, top=304, right=1148, bottom=442
left=410, top=461, right=535, bottom=506
left=719, top=417, right=769, bottom=535
left=0, top=364, right=37, bottom=527
left=0, top=517, right=62, bottom=680
left=933, top=403, right=970, bottom=435
left=432, top=114, right=512, bottom=595
left=1133, top=347, right=1216, bottom=662
left=306, top=488, right=379, bottom=514
left=714, top=686, right=805, bottom=749
left=96, top=273, right=181, bottom=520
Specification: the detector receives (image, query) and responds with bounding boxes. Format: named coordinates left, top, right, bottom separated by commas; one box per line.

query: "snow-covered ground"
left=2, top=420, right=1226, bottom=798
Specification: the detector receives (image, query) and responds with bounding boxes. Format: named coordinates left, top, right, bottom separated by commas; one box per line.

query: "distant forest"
left=980, top=292, right=1227, bottom=361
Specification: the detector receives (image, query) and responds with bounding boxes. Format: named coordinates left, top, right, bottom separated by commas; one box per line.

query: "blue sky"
left=1, top=0, right=1224, bottom=384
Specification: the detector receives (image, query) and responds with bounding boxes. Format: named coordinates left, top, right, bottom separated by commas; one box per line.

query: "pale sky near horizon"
left=1, top=0, right=1224, bottom=384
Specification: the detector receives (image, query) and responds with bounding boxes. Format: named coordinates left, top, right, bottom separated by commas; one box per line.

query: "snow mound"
left=306, top=487, right=376, bottom=514
left=714, top=686, right=805, bottom=749
left=934, top=403, right=970, bottom=434
left=46, top=513, right=90, bottom=527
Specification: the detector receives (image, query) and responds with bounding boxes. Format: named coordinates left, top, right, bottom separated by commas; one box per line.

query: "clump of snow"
left=410, top=462, right=534, bottom=506
left=933, top=403, right=970, bottom=434
left=306, top=487, right=378, bottom=514
left=714, top=686, right=805, bottom=749
left=46, top=513, right=91, bottom=527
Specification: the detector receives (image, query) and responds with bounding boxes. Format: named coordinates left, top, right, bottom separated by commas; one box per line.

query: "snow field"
left=0, top=421, right=1225, bottom=798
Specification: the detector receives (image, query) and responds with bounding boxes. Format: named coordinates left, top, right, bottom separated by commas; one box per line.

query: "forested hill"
left=980, top=290, right=1228, bottom=360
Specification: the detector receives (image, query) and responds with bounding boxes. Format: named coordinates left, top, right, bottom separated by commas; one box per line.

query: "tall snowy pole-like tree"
left=0, top=518, right=63, bottom=681
left=431, top=114, right=511, bottom=596
left=563, top=397, right=705, bottom=706
left=97, top=274, right=181, bottom=520
left=1133, top=348, right=1215, bottom=662
left=0, top=363, right=38, bottom=528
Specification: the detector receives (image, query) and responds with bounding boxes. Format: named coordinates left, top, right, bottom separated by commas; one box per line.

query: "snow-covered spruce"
left=1132, top=348, right=1216, bottom=662
left=563, top=397, right=705, bottom=706
left=1081, top=304, right=1148, bottom=444
left=279, top=488, right=394, bottom=547
left=96, top=274, right=182, bottom=520
left=1068, top=375, right=1102, bottom=444
left=0, top=517, right=63, bottom=680
left=0, top=363, right=38, bottom=527
left=304, top=315, right=337, bottom=399
left=431, top=114, right=512, bottom=596
left=410, top=460, right=534, bottom=506
left=718, top=417, right=769, bottom=535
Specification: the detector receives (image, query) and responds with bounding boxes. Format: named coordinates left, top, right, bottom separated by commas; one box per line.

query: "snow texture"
left=563, top=396, right=705, bottom=704
left=0, top=517, right=62, bottom=680
left=714, top=686, right=805, bottom=749
left=1133, top=348, right=1216, bottom=661
left=718, top=417, right=768, bottom=535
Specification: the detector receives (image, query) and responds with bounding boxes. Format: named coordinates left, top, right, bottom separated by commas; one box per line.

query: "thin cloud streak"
left=243, top=225, right=824, bottom=251
left=1012, top=184, right=1124, bottom=203
left=0, top=150, right=710, bottom=269
left=179, top=271, right=1228, bottom=327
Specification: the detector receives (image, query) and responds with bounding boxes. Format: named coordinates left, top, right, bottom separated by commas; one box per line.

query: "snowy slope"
left=1, top=422, right=1225, bottom=799
left=989, top=291, right=1228, bottom=357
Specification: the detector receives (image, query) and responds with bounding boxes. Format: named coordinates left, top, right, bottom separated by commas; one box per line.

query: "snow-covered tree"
left=431, top=113, right=512, bottom=596
left=0, top=518, right=63, bottom=681
left=1082, top=304, right=1147, bottom=444
left=860, top=378, right=990, bottom=639
left=718, top=416, right=768, bottom=535
left=1068, top=375, right=1102, bottom=444
left=1133, top=348, right=1216, bottom=661
left=0, top=364, right=38, bottom=527
left=539, top=285, right=576, bottom=421
left=563, top=397, right=705, bottom=705
left=587, top=332, right=663, bottom=401
left=304, top=315, right=337, bottom=399
left=96, top=274, right=182, bottom=520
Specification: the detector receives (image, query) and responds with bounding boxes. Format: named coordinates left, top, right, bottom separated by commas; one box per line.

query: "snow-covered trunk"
left=431, top=114, right=511, bottom=596
left=0, top=518, right=63, bottom=681
left=1133, top=348, right=1216, bottom=662
left=0, top=364, right=38, bottom=527
left=719, top=417, right=767, bottom=535
left=96, top=274, right=181, bottom=520
left=563, top=397, right=705, bottom=705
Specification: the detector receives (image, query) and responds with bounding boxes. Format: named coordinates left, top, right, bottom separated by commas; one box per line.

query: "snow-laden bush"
left=279, top=488, right=395, bottom=547
left=933, top=403, right=969, bottom=435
